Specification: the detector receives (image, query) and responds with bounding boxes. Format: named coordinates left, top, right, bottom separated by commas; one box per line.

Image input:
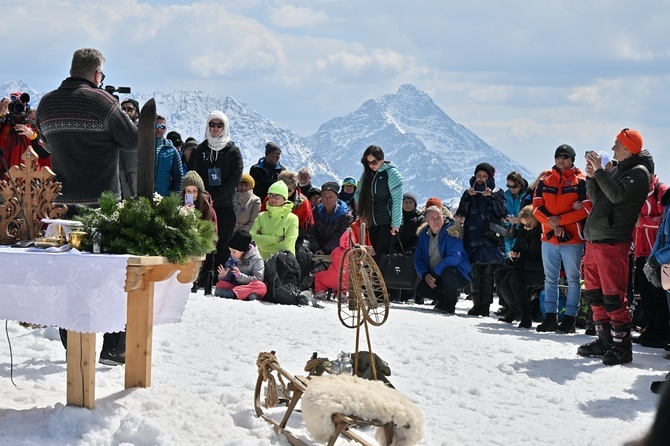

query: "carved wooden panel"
left=0, top=147, right=67, bottom=243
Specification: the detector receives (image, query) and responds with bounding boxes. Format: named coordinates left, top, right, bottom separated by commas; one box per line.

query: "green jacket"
left=251, top=202, right=299, bottom=259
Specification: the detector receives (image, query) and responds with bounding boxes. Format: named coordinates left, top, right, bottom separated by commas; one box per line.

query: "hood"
left=265, top=201, right=294, bottom=217
left=417, top=219, right=464, bottom=239
left=318, top=200, right=350, bottom=223
left=204, top=110, right=231, bottom=152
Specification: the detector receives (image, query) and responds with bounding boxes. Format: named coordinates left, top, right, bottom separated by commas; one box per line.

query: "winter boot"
left=577, top=320, right=613, bottom=356
left=467, top=304, right=482, bottom=316
left=499, top=306, right=521, bottom=323
left=536, top=313, right=558, bottom=332
left=556, top=315, right=577, bottom=334
left=478, top=304, right=491, bottom=317
left=602, top=323, right=633, bottom=366
left=518, top=316, right=532, bottom=329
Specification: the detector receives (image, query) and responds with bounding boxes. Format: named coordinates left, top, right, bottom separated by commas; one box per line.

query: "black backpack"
left=264, top=250, right=304, bottom=305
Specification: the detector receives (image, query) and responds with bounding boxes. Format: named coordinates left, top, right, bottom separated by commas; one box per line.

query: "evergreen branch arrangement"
left=76, top=192, right=217, bottom=264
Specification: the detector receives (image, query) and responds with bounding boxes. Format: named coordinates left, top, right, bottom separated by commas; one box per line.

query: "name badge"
left=208, top=167, right=222, bottom=186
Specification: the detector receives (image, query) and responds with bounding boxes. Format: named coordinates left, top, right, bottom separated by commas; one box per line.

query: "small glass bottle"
left=91, top=228, right=101, bottom=253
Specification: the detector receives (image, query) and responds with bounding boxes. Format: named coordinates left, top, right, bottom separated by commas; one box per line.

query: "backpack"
left=264, top=250, right=304, bottom=305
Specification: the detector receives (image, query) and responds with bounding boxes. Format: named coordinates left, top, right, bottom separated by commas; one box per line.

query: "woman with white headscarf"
left=189, top=110, right=244, bottom=272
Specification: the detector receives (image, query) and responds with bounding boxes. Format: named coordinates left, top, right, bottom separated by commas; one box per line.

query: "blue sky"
left=2, top=0, right=670, bottom=175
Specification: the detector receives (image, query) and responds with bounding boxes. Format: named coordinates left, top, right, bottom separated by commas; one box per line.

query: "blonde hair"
left=517, top=205, right=538, bottom=228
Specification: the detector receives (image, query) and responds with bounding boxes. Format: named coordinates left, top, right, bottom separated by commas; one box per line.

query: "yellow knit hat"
left=241, top=173, right=255, bottom=189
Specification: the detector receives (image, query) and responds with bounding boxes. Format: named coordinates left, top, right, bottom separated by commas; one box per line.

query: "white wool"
left=301, top=374, right=424, bottom=445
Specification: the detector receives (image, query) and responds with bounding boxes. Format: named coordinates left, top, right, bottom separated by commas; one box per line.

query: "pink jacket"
left=633, top=175, right=667, bottom=258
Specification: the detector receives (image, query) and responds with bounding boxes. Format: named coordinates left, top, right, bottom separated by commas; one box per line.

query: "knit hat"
left=181, top=170, right=205, bottom=193
left=120, top=98, right=140, bottom=112
left=305, top=187, right=321, bottom=199
left=474, top=162, right=495, bottom=179
left=321, top=181, right=340, bottom=194
left=554, top=144, right=576, bottom=161
left=268, top=180, right=289, bottom=199
left=342, top=176, right=358, bottom=187
left=616, top=128, right=643, bottom=154
left=598, top=151, right=612, bottom=167
left=183, top=139, right=199, bottom=150
left=403, top=192, right=417, bottom=207
left=265, top=141, right=282, bottom=156
left=167, top=131, right=183, bottom=147
left=240, top=173, right=255, bottom=189
left=425, top=197, right=442, bottom=209
left=228, top=230, right=252, bottom=253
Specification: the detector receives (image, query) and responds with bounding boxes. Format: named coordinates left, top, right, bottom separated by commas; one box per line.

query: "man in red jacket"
left=533, top=144, right=591, bottom=334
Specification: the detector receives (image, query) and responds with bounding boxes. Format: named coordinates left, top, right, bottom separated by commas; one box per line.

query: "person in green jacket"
left=251, top=180, right=300, bottom=259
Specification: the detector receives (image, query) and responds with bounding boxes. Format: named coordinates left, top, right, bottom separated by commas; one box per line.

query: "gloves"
left=643, top=261, right=662, bottom=289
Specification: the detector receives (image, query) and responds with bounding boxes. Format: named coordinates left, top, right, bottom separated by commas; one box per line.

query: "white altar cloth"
left=0, top=247, right=192, bottom=333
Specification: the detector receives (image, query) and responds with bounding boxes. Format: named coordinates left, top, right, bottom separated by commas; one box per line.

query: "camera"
left=104, top=85, right=131, bottom=95
left=0, top=92, right=31, bottom=127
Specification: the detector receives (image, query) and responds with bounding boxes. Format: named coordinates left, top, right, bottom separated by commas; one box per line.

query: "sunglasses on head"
left=209, top=122, right=224, bottom=128
left=155, top=124, right=166, bottom=129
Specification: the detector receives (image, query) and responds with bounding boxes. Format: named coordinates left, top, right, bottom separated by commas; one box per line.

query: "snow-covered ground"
left=0, top=292, right=667, bottom=445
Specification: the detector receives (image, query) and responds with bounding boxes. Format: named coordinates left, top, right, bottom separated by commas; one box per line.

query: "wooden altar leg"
left=66, top=331, right=96, bottom=409
left=125, top=281, right=155, bottom=389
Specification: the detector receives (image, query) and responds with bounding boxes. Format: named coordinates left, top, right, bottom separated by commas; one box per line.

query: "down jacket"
left=414, top=220, right=472, bottom=282
left=455, top=176, right=507, bottom=264
left=250, top=202, right=299, bottom=259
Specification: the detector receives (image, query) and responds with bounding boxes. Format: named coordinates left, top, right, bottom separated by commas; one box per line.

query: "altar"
left=0, top=246, right=201, bottom=409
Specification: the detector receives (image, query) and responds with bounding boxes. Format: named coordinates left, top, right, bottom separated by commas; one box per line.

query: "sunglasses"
left=507, top=183, right=519, bottom=189
left=555, top=154, right=571, bottom=160
left=100, top=71, right=105, bottom=84
left=521, top=222, right=533, bottom=228
left=621, top=128, right=630, bottom=138
left=209, top=122, right=224, bottom=128
left=122, top=106, right=136, bottom=112
left=267, top=193, right=284, bottom=200
left=155, top=124, right=166, bottom=129
left=366, top=158, right=380, bottom=167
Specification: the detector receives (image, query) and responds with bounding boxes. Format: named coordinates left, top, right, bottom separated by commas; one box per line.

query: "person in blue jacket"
left=414, top=205, right=472, bottom=313
left=153, top=114, right=183, bottom=197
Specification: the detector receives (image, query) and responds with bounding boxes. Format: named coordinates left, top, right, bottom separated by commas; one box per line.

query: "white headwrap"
left=204, top=110, right=231, bottom=152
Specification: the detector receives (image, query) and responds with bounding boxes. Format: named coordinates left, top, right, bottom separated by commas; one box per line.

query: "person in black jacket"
left=455, top=163, right=507, bottom=317
left=494, top=205, right=544, bottom=328
left=249, top=142, right=285, bottom=201
left=189, top=110, right=243, bottom=268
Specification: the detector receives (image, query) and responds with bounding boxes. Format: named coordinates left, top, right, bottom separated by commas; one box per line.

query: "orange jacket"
left=532, top=166, right=591, bottom=244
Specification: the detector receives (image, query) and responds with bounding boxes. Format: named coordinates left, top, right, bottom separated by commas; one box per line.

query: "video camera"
left=104, top=85, right=131, bottom=95
left=0, top=92, right=31, bottom=127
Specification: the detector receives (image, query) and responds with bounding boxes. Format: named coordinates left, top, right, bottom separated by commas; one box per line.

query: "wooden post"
left=66, top=331, right=96, bottom=409
left=125, top=278, right=155, bottom=389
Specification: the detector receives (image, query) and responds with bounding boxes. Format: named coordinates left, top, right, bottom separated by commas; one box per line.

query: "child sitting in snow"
left=313, top=220, right=371, bottom=300
left=215, top=230, right=267, bottom=301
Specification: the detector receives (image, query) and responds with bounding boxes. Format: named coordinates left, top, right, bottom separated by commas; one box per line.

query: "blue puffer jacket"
left=455, top=176, right=508, bottom=264
left=414, top=220, right=472, bottom=281
left=649, top=190, right=670, bottom=265
left=154, top=137, right=183, bottom=197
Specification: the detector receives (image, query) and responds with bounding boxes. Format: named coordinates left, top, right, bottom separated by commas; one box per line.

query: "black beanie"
left=265, top=141, right=281, bottom=156
left=228, top=230, right=252, bottom=253
left=554, top=144, right=576, bottom=161
left=474, top=162, right=495, bottom=179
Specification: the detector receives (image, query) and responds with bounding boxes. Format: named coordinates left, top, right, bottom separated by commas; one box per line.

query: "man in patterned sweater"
left=36, top=48, right=137, bottom=206
left=36, top=48, right=137, bottom=366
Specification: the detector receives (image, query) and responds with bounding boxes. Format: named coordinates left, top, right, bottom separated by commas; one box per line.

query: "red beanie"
left=616, top=128, right=643, bottom=155
left=425, top=197, right=442, bottom=209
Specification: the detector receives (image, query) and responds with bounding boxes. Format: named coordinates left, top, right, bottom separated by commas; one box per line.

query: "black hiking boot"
left=467, top=304, right=482, bottom=316
left=518, top=316, right=532, bottom=329
left=536, top=313, right=558, bottom=332
left=556, top=315, right=577, bottom=334
left=578, top=320, right=613, bottom=357
left=499, top=307, right=521, bottom=323
left=602, top=323, right=633, bottom=366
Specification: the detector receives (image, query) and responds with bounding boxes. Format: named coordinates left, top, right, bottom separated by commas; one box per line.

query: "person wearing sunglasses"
left=153, top=114, right=183, bottom=199
left=580, top=129, right=654, bottom=366
left=36, top=48, right=138, bottom=366
left=189, top=110, right=243, bottom=271
left=354, top=145, right=403, bottom=259
left=532, top=144, right=590, bottom=335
